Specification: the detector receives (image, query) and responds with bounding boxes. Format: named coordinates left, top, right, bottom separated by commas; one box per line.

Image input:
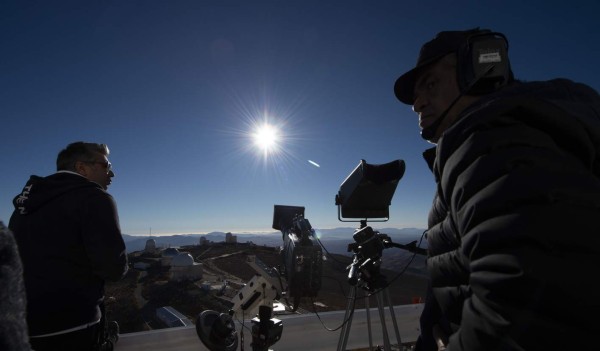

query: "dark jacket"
left=423, top=79, right=600, bottom=350
left=9, top=172, right=128, bottom=336
left=0, top=222, right=31, bottom=350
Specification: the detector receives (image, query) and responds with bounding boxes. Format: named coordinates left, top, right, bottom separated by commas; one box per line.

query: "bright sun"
left=252, top=124, right=279, bottom=153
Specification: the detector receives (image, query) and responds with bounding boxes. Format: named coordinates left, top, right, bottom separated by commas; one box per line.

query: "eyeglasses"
left=82, top=160, right=112, bottom=171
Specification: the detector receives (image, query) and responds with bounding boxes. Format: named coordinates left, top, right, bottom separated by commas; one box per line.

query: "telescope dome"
left=172, top=253, right=195, bottom=267
left=162, top=247, right=179, bottom=257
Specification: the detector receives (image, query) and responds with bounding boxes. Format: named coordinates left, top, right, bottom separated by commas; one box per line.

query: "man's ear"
left=74, top=161, right=88, bottom=177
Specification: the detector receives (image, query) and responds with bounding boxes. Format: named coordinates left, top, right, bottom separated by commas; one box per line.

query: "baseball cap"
left=394, top=28, right=489, bottom=105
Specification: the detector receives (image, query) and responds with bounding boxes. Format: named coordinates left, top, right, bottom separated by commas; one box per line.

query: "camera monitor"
left=272, top=205, right=305, bottom=231
left=336, top=159, right=405, bottom=221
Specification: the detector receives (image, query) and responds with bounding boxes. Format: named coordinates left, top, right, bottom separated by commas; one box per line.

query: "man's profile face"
left=412, top=54, right=477, bottom=143
left=76, top=153, right=115, bottom=190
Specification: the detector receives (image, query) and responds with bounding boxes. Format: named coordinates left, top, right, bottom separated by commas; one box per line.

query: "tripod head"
left=346, top=226, right=387, bottom=291
left=346, top=224, right=427, bottom=291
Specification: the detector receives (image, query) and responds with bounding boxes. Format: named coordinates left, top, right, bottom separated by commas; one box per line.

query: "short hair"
left=56, top=142, right=110, bottom=171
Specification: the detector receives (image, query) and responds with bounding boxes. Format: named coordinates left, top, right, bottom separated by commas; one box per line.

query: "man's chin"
left=419, top=117, right=437, bottom=130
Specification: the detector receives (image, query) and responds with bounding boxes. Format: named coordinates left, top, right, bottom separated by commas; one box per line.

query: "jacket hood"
left=447, top=78, right=600, bottom=169
left=479, top=78, right=599, bottom=127
left=12, top=172, right=102, bottom=215
left=505, top=79, right=600, bottom=167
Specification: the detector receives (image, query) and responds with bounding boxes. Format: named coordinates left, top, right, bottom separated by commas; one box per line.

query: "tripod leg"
left=384, top=288, right=402, bottom=349
left=337, top=285, right=356, bottom=351
left=375, top=292, right=392, bottom=351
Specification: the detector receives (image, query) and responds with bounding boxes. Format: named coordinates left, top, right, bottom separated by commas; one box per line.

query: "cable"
left=316, top=235, right=348, bottom=265
left=239, top=309, right=245, bottom=351
left=366, top=230, right=427, bottom=297
left=309, top=289, right=359, bottom=332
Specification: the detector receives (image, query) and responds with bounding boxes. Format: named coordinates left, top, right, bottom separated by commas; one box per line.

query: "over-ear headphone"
left=456, top=30, right=514, bottom=95
left=417, top=29, right=514, bottom=141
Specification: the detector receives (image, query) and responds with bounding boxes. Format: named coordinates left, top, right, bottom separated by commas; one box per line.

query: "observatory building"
left=225, top=232, right=237, bottom=244
left=170, top=252, right=203, bottom=281
left=161, top=247, right=180, bottom=266
left=199, top=236, right=208, bottom=246
left=144, top=238, right=157, bottom=254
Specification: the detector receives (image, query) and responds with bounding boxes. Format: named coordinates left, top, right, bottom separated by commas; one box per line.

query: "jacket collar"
left=423, top=147, right=436, bottom=172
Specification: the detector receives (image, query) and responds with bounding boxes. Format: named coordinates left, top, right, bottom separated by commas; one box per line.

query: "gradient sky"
left=2, top=1, right=599, bottom=235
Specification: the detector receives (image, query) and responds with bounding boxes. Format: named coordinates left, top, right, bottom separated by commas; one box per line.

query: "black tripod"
left=337, top=249, right=403, bottom=350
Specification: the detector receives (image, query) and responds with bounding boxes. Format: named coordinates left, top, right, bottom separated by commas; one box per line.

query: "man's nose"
left=109, top=170, right=115, bottom=177
left=412, top=95, right=426, bottom=114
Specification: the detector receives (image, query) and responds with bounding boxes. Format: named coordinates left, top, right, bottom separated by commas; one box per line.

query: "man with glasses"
left=9, top=141, right=128, bottom=351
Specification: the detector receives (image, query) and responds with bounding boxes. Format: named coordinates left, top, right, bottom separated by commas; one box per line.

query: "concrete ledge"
left=116, top=304, right=423, bottom=351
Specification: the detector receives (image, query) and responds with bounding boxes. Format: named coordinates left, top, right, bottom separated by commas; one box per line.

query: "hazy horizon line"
left=123, top=226, right=426, bottom=237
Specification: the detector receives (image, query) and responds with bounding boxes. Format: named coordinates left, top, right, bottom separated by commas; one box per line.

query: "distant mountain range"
left=122, top=227, right=427, bottom=253
left=123, top=227, right=429, bottom=276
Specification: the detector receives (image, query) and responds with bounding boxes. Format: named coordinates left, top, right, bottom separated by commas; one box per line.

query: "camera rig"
left=334, top=159, right=427, bottom=351
left=196, top=159, right=425, bottom=351
left=196, top=256, right=284, bottom=351
left=272, top=205, right=323, bottom=311
left=197, top=206, right=323, bottom=351
left=346, top=225, right=426, bottom=291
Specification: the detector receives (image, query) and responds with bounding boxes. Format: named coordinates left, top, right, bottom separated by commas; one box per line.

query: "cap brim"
left=394, top=54, right=447, bottom=105
left=394, top=68, right=419, bottom=105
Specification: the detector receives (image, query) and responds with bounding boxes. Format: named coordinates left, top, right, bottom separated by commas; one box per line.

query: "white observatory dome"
left=162, top=247, right=179, bottom=257
left=171, top=253, right=195, bottom=267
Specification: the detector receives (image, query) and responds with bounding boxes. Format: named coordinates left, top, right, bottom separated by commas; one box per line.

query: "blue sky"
left=2, top=1, right=599, bottom=235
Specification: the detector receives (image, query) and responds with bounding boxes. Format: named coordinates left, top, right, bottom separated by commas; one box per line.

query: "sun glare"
left=225, top=93, right=310, bottom=176
left=253, top=124, right=280, bottom=153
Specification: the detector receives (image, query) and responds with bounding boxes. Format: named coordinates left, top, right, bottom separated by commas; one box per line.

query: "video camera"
left=272, top=205, right=323, bottom=311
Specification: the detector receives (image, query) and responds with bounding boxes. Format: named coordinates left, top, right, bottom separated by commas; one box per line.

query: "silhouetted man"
left=394, top=28, right=600, bottom=350
left=10, top=142, right=128, bottom=351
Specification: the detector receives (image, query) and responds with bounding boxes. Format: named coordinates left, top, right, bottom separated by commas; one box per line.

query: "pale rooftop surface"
left=115, top=304, right=423, bottom=351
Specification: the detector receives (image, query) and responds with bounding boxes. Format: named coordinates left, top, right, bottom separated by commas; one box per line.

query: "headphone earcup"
left=459, top=32, right=512, bottom=95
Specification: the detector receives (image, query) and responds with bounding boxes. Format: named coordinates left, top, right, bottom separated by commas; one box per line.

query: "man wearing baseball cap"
left=394, top=28, right=600, bottom=350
